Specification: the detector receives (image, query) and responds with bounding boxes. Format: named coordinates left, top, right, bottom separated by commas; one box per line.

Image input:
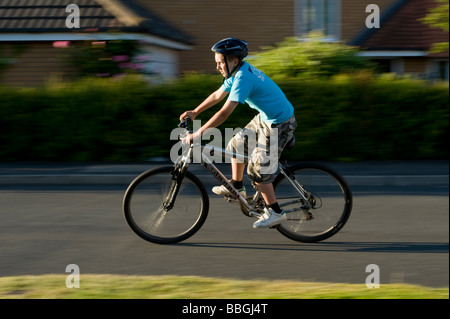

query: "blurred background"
left=0, top=0, right=448, bottom=162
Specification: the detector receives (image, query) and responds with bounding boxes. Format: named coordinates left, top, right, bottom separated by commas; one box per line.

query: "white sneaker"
left=253, top=207, right=287, bottom=229
left=212, top=184, right=246, bottom=198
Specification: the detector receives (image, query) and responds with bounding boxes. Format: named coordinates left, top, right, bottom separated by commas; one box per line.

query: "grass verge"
left=0, top=275, right=448, bottom=299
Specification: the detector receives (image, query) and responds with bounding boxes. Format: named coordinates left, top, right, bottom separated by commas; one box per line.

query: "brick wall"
left=137, top=0, right=399, bottom=73
left=341, top=0, right=398, bottom=41
left=136, top=0, right=295, bottom=73
left=0, top=42, right=76, bottom=87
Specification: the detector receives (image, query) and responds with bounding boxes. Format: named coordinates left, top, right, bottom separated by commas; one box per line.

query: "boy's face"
left=215, top=52, right=239, bottom=78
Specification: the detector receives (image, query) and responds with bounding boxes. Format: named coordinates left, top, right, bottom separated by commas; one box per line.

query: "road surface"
left=0, top=177, right=448, bottom=288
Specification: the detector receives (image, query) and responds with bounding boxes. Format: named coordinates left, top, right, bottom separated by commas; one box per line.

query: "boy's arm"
left=179, top=88, right=228, bottom=121
left=194, top=100, right=239, bottom=138
left=181, top=99, right=239, bottom=144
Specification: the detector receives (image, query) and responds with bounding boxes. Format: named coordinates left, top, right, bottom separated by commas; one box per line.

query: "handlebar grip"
left=178, top=116, right=192, bottom=129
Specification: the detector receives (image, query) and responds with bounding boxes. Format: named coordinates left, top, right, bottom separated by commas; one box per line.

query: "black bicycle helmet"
left=212, top=38, right=248, bottom=78
left=211, top=37, right=248, bottom=59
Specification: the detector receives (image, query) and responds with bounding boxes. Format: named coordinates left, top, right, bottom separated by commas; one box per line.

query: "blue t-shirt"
left=221, top=61, right=294, bottom=124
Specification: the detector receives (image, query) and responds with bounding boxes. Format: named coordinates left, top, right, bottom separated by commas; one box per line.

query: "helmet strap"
left=225, top=58, right=243, bottom=79
left=224, top=57, right=231, bottom=79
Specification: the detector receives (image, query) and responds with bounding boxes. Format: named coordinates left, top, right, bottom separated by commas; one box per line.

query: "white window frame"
left=295, top=0, right=341, bottom=41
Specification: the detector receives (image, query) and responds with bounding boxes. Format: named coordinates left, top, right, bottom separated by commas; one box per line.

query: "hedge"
left=0, top=74, right=448, bottom=162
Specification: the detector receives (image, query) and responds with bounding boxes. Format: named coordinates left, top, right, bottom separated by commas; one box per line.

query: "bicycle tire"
left=273, top=162, right=352, bottom=243
left=123, top=166, right=209, bottom=244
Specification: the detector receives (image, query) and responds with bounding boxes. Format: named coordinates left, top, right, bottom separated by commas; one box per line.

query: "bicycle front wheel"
left=123, top=166, right=209, bottom=244
left=273, top=163, right=352, bottom=243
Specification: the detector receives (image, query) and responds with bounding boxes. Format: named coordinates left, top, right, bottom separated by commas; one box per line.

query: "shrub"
left=247, top=34, right=375, bottom=79
left=0, top=74, right=448, bottom=162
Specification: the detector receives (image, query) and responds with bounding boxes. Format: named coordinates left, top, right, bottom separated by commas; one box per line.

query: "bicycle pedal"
left=249, top=211, right=262, bottom=218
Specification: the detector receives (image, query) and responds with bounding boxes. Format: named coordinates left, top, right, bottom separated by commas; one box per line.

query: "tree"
left=247, top=33, right=374, bottom=79
left=420, top=0, right=449, bottom=53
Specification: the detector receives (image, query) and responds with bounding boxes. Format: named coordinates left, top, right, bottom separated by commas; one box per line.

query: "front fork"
left=163, top=146, right=192, bottom=211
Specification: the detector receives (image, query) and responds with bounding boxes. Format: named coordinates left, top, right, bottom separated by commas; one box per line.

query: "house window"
left=438, top=61, right=449, bottom=81
left=295, top=0, right=341, bottom=41
left=427, top=60, right=449, bottom=81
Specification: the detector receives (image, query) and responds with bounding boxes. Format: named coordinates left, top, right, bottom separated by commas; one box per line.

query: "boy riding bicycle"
left=180, top=38, right=297, bottom=229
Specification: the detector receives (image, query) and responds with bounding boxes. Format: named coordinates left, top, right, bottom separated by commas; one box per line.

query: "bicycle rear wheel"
left=123, top=166, right=209, bottom=244
left=273, top=163, right=352, bottom=243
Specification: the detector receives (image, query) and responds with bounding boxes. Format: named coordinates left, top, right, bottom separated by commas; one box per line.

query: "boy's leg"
left=232, top=158, right=246, bottom=182
left=252, top=115, right=297, bottom=200
left=251, top=115, right=297, bottom=228
left=252, top=180, right=286, bottom=229
left=255, top=182, right=276, bottom=205
left=212, top=132, right=250, bottom=197
left=212, top=115, right=258, bottom=196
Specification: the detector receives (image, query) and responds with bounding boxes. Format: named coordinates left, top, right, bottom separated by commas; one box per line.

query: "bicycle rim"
left=274, top=163, right=352, bottom=243
left=123, top=167, right=209, bottom=244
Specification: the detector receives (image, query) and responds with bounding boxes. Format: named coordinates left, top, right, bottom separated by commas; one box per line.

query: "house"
left=0, top=0, right=193, bottom=87
left=1, top=0, right=448, bottom=86
left=136, top=0, right=448, bottom=80
left=351, top=0, right=449, bottom=80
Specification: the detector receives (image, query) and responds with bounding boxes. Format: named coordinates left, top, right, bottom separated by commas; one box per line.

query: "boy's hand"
left=179, top=110, right=196, bottom=122
left=181, top=131, right=200, bottom=145
left=181, top=133, right=193, bottom=145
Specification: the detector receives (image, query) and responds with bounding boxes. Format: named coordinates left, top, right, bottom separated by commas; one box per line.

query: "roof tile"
left=0, top=0, right=193, bottom=44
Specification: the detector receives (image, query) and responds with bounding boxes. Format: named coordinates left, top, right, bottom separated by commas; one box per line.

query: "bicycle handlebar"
left=178, top=116, right=192, bottom=130
left=178, top=117, right=193, bottom=143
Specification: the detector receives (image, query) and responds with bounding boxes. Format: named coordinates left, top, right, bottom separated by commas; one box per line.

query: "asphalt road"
left=0, top=181, right=448, bottom=288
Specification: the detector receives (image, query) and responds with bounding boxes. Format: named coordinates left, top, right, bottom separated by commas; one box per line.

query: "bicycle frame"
left=174, top=138, right=311, bottom=217
left=175, top=142, right=251, bottom=212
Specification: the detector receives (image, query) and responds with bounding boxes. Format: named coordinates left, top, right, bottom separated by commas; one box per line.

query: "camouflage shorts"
left=226, top=114, right=297, bottom=184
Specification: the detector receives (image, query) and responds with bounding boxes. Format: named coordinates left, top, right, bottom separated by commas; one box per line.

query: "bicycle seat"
left=285, top=136, right=296, bottom=150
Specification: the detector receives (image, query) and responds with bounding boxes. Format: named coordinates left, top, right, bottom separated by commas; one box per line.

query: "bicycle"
left=123, top=118, right=353, bottom=244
